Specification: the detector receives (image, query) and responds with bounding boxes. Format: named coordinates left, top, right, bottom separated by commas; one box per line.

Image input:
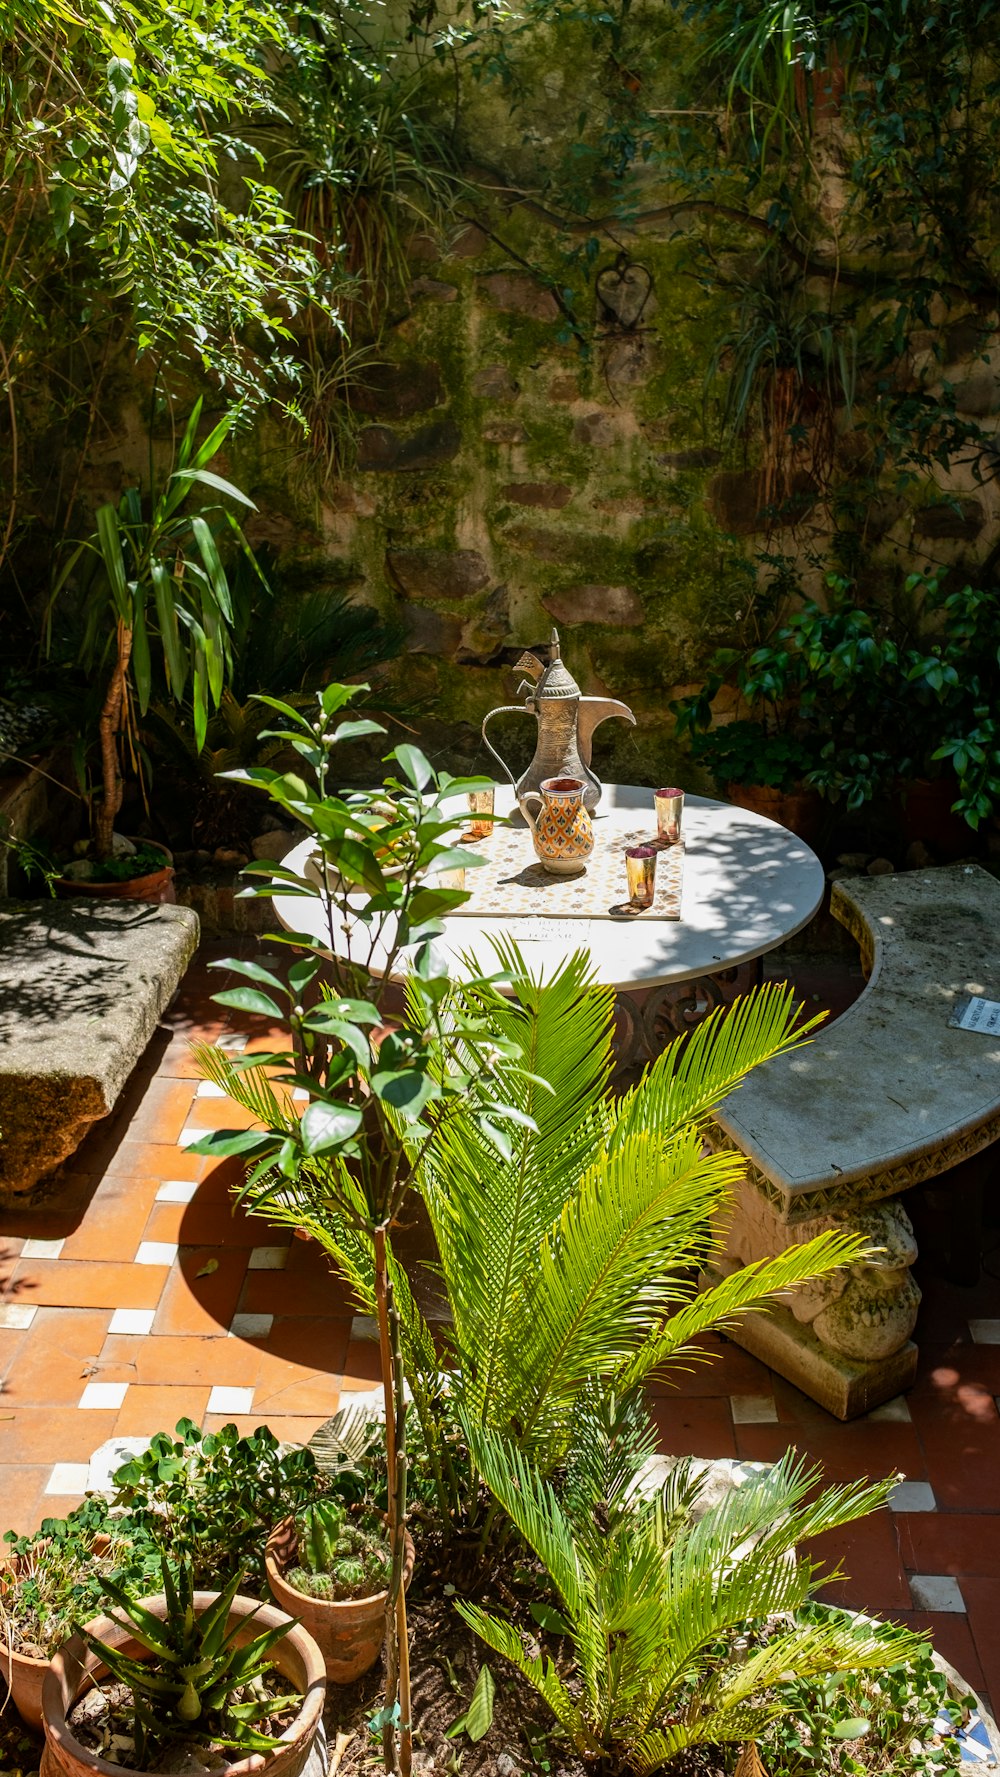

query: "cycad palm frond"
left=610, top=982, right=820, bottom=1151
left=618, top=1228, right=869, bottom=1392
left=423, top=946, right=614, bottom=1431
left=193, top=1044, right=297, bottom=1132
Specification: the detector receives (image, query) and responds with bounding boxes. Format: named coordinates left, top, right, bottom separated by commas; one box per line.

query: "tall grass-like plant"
left=51, top=401, right=257, bottom=859
left=457, top=1393, right=925, bottom=1772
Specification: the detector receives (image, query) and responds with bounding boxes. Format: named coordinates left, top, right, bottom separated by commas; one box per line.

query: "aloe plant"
left=86, top=1557, right=300, bottom=1766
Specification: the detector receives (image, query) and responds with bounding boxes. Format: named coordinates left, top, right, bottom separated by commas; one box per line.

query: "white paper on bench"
left=949, top=994, right=1000, bottom=1034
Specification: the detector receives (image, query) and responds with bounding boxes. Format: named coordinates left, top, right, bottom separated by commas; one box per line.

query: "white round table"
left=275, top=785, right=824, bottom=1067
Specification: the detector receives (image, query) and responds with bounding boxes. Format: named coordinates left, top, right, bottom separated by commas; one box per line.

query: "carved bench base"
left=714, top=1285, right=918, bottom=1420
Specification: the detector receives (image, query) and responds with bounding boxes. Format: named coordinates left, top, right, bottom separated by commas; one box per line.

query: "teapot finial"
left=550, top=627, right=561, bottom=660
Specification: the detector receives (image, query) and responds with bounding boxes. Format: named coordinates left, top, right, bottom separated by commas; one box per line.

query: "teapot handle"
left=481, top=704, right=532, bottom=789
left=519, top=789, right=543, bottom=836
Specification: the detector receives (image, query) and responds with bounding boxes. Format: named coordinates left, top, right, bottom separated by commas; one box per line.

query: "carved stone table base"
left=612, top=961, right=759, bottom=1072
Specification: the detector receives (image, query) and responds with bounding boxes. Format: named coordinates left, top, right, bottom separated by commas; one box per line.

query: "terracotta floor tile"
left=240, top=1269, right=351, bottom=1318
left=0, top=1464, right=49, bottom=1536
left=183, top=1098, right=260, bottom=1132
left=102, top=1144, right=212, bottom=1183
left=651, top=1342, right=774, bottom=1399
left=959, top=1578, right=1000, bottom=1708
left=153, top=1247, right=248, bottom=1337
left=10, top=1259, right=168, bottom=1311
left=251, top=1324, right=348, bottom=1417
left=142, top=1196, right=263, bottom=1248
left=735, top=1419, right=926, bottom=1485
left=2, top=1308, right=110, bottom=1406
left=116, top=1079, right=198, bottom=1147
left=59, top=1181, right=161, bottom=1263
left=200, top=1413, right=330, bottom=1444
left=98, top=1333, right=265, bottom=1389
left=114, top=1385, right=211, bottom=1437
left=808, top=1509, right=911, bottom=1614
left=898, top=1512, right=1000, bottom=1577
left=920, top=1418, right=1000, bottom=1510
left=652, top=1395, right=738, bottom=1460
left=0, top=1407, right=120, bottom=1466
left=0, top=1327, right=28, bottom=1381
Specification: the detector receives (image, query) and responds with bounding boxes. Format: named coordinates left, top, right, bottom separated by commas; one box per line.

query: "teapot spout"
left=577, top=696, right=636, bottom=767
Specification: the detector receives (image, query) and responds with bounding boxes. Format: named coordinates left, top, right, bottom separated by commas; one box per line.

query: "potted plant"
left=672, top=577, right=928, bottom=839
left=49, top=401, right=259, bottom=900
left=266, top=1498, right=414, bottom=1684
left=41, top=1557, right=325, bottom=1777
left=0, top=1501, right=154, bottom=1731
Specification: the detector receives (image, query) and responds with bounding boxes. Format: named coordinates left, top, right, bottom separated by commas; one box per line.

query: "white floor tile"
left=909, top=1573, right=965, bottom=1612
left=248, top=1246, right=289, bottom=1271
left=45, top=1462, right=91, bottom=1495
left=215, top=1033, right=248, bottom=1053
left=207, top=1385, right=254, bottom=1415
left=0, top=1303, right=37, bottom=1329
left=178, top=1123, right=203, bottom=1148
left=196, top=1080, right=227, bottom=1098
left=969, top=1319, right=1000, bottom=1344
left=730, top=1394, right=778, bottom=1424
left=21, top=1237, right=65, bottom=1259
left=79, top=1381, right=129, bottom=1410
left=890, top=1480, right=937, bottom=1512
left=156, top=1180, right=200, bottom=1204
left=135, top=1241, right=179, bottom=1267
left=230, top=1313, right=273, bottom=1340
left=109, top=1308, right=157, bottom=1336
left=868, top=1396, right=912, bottom=1422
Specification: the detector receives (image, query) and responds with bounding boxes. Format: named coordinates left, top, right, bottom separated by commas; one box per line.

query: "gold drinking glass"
left=466, top=787, right=495, bottom=838
left=625, top=844, right=657, bottom=909
left=655, top=786, right=684, bottom=844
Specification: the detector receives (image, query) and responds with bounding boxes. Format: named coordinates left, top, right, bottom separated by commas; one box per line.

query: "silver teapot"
left=482, top=629, right=635, bottom=814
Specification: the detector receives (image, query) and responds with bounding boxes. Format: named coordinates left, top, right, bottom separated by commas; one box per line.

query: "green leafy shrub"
left=87, top=1558, right=299, bottom=1766
left=109, top=1419, right=321, bottom=1593
left=0, top=1498, right=160, bottom=1659
left=286, top=1499, right=391, bottom=1602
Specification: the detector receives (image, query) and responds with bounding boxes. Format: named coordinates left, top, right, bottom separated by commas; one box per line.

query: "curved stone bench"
left=708, top=863, right=1000, bottom=1418
left=0, top=899, right=199, bottom=1203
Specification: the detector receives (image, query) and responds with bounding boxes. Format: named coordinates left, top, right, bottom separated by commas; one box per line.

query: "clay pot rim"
left=42, top=1590, right=325, bottom=1777
left=54, top=839, right=175, bottom=897
left=265, top=1517, right=414, bottom=1616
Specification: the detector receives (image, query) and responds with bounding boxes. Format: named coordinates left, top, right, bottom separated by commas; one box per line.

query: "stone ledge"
left=0, top=898, right=199, bottom=1202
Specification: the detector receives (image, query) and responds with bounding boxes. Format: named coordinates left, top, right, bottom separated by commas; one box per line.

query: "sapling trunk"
left=95, top=621, right=132, bottom=861
left=374, top=1225, right=412, bottom=1777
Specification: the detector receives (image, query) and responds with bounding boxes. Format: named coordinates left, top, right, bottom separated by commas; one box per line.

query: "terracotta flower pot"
left=725, top=782, right=825, bottom=846
left=265, top=1518, right=414, bottom=1684
left=40, top=1592, right=325, bottom=1777
left=54, top=841, right=175, bottom=905
left=2, top=1638, right=49, bottom=1732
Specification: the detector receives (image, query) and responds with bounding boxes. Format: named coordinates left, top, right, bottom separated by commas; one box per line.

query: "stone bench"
left=707, top=863, right=1000, bottom=1419
left=0, top=899, right=199, bottom=1203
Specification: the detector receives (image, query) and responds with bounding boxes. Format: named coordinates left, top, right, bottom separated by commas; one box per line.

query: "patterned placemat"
left=450, top=824, right=685, bottom=921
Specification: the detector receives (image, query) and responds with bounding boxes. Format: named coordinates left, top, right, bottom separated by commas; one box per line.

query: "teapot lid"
left=534, top=629, right=580, bottom=701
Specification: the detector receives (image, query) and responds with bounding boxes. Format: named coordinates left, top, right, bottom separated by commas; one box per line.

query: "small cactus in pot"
left=288, top=1500, right=391, bottom=1603
left=266, top=1499, right=414, bottom=1684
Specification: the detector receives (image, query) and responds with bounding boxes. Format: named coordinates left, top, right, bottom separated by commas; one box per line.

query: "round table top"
left=274, top=784, right=825, bottom=992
